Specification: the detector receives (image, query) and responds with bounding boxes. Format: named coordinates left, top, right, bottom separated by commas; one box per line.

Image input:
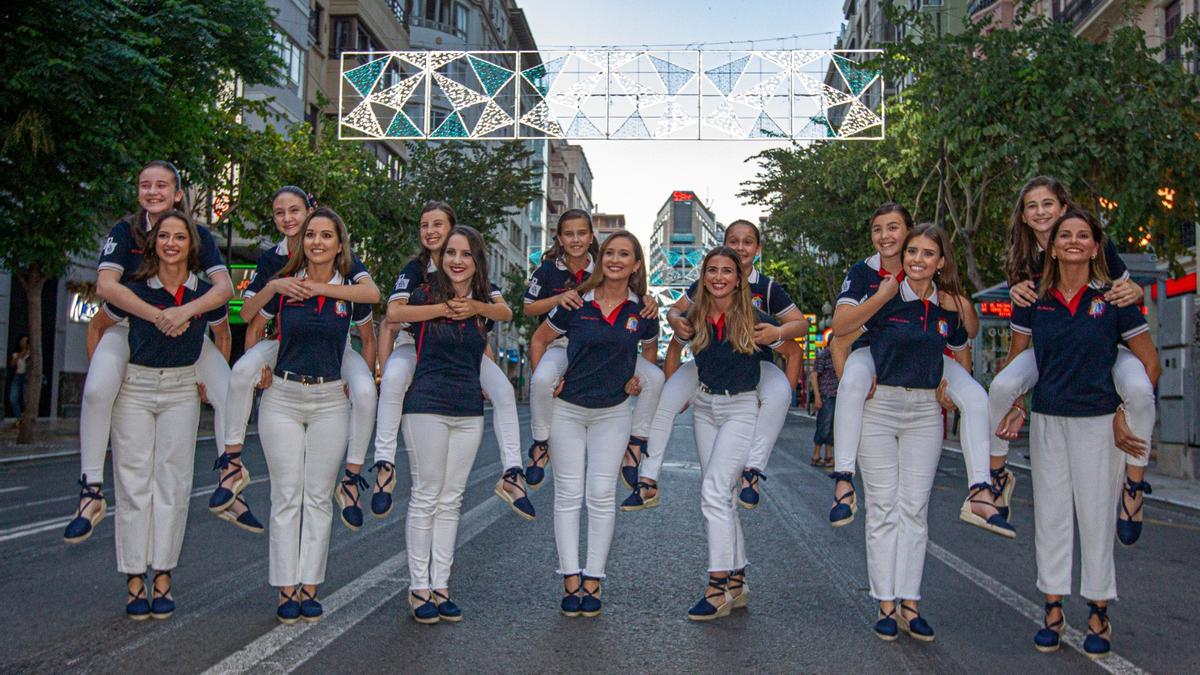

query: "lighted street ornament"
left=344, top=55, right=390, bottom=96
left=468, top=55, right=515, bottom=97
left=343, top=99, right=383, bottom=137
left=648, top=55, right=695, bottom=96
left=474, top=100, right=514, bottom=137
left=831, top=54, right=879, bottom=97
left=519, top=100, right=565, bottom=137
left=704, top=54, right=751, bottom=96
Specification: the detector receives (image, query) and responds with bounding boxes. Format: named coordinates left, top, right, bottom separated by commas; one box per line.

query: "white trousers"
left=988, top=348, right=1153, bottom=467
left=224, top=340, right=377, bottom=464
left=833, top=348, right=989, bottom=484
left=111, top=365, right=200, bottom=574
left=641, top=360, right=789, bottom=483
left=693, top=391, right=757, bottom=571
left=373, top=347, right=520, bottom=470
left=81, top=324, right=229, bottom=482
left=259, top=379, right=349, bottom=587
left=858, top=386, right=943, bottom=602
left=550, top=400, right=630, bottom=577
left=1030, top=413, right=1123, bottom=600
left=529, top=344, right=664, bottom=443
left=401, top=414, right=484, bottom=590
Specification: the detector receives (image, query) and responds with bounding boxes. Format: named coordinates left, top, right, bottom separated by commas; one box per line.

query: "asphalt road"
left=1, top=405, right=1197, bottom=674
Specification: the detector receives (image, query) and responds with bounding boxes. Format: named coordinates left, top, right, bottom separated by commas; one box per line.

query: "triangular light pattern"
left=519, top=100, right=565, bottom=137
left=474, top=100, right=514, bottom=136
left=749, top=111, right=787, bottom=139
left=730, top=71, right=788, bottom=109
left=648, top=55, right=695, bottom=96
left=613, top=72, right=666, bottom=108
left=385, top=110, right=422, bottom=137
left=342, top=99, right=383, bottom=136
left=656, top=99, right=694, bottom=136
left=429, top=51, right=466, bottom=70
left=433, top=73, right=490, bottom=110
left=468, top=55, right=514, bottom=97
left=566, top=112, right=604, bottom=138
left=522, top=55, right=567, bottom=96
left=371, top=72, right=423, bottom=110
left=612, top=111, right=651, bottom=138
left=703, top=99, right=743, bottom=137
left=831, top=54, right=879, bottom=97
left=344, top=55, right=390, bottom=96
left=704, top=54, right=750, bottom=96
left=431, top=111, right=469, bottom=138
left=837, top=99, right=882, bottom=137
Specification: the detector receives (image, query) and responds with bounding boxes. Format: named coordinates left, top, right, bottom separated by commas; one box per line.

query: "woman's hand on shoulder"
left=557, top=289, right=583, bottom=310
left=639, top=294, right=659, bottom=319
left=1009, top=280, right=1038, bottom=308
left=1104, top=279, right=1143, bottom=308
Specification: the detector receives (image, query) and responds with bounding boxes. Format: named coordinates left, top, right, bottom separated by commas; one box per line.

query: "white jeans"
left=258, top=379, right=349, bottom=587
left=1030, top=413, right=1123, bottom=600
left=550, top=400, right=631, bottom=577
left=693, top=391, right=757, bottom=571
left=858, top=386, right=943, bottom=602
left=988, top=348, right=1153, bottom=467
left=401, top=414, right=484, bottom=590
left=833, top=348, right=988, bottom=485
left=110, top=365, right=200, bottom=574
left=641, top=360, right=787, bottom=483
left=530, top=344, right=664, bottom=442
left=373, top=347, right=520, bottom=469
left=224, top=340, right=376, bottom=464
left=81, top=324, right=229, bottom=482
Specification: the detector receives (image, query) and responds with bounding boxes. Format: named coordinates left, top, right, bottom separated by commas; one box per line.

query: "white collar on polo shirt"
left=273, top=238, right=289, bottom=255
left=899, top=278, right=939, bottom=305
left=555, top=253, right=595, bottom=274
left=297, top=268, right=345, bottom=285
left=581, top=288, right=640, bottom=303
left=865, top=252, right=882, bottom=271
left=748, top=267, right=761, bottom=284
left=148, top=272, right=200, bottom=291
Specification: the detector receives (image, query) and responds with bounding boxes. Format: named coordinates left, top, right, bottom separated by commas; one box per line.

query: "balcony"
left=967, top=0, right=999, bottom=16
left=412, top=16, right=467, bottom=40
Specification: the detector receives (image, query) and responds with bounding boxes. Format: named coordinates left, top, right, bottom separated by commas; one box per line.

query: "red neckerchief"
left=573, top=268, right=586, bottom=284
left=1051, top=288, right=1086, bottom=316
left=591, top=297, right=630, bottom=325
left=172, top=284, right=186, bottom=307
left=709, top=313, right=726, bottom=342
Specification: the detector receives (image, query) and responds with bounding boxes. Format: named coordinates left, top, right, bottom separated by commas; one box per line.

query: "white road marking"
left=0, top=486, right=28, bottom=494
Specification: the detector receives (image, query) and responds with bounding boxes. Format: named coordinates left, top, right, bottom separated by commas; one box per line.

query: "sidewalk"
left=0, top=411, right=223, bottom=463
left=791, top=408, right=1200, bottom=512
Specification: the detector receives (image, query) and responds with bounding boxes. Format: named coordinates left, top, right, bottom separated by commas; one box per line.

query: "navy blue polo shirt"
left=674, top=310, right=781, bottom=394
left=104, top=273, right=227, bottom=368
left=685, top=268, right=798, bottom=319
left=402, top=287, right=494, bottom=417
left=243, top=239, right=372, bottom=300
left=863, top=280, right=968, bottom=390
left=524, top=254, right=594, bottom=311
left=98, top=216, right=227, bottom=283
left=837, top=253, right=905, bottom=351
left=261, top=271, right=370, bottom=380
left=1025, top=238, right=1129, bottom=285
left=1011, top=286, right=1149, bottom=417
left=546, top=289, right=660, bottom=409
left=388, top=257, right=436, bottom=303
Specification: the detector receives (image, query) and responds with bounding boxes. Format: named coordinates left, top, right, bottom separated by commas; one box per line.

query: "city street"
left=1, top=406, right=1197, bottom=674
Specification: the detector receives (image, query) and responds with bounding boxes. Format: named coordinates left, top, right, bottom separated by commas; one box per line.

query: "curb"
left=0, top=432, right=258, bottom=466
left=788, top=408, right=1199, bottom=514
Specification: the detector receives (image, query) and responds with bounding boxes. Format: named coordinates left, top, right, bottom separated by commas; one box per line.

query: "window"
left=386, top=0, right=406, bottom=25
left=331, top=17, right=352, bottom=56
left=1165, top=0, right=1181, bottom=63
left=273, top=29, right=305, bottom=95
left=454, top=2, right=469, bottom=39
left=308, top=4, right=322, bottom=45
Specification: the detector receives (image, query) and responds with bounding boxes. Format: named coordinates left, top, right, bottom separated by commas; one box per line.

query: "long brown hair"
left=687, top=246, right=757, bottom=355
left=1037, top=207, right=1111, bottom=298
left=576, top=231, right=648, bottom=297
left=1005, top=175, right=1076, bottom=285
left=133, top=209, right=201, bottom=281
left=903, top=223, right=966, bottom=300
left=415, top=201, right=457, bottom=269
left=129, top=160, right=188, bottom=251
left=542, top=209, right=600, bottom=262
left=427, top=225, right=492, bottom=306
left=277, top=207, right=352, bottom=280
left=869, top=202, right=914, bottom=231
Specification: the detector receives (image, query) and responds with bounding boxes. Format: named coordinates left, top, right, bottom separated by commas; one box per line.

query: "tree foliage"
left=745, top=3, right=1200, bottom=300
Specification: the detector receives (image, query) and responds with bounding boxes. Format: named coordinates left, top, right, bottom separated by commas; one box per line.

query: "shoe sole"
left=301, top=614, right=323, bottom=624
left=276, top=615, right=300, bottom=625
left=216, top=510, right=265, bottom=534
left=958, top=507, right=1016, bottom=539
left=339, top=515, right=362, bottom=531
left=688, top=603, right=733, bottom=622
left=1035, top=643, right=1061, bottom=654
left=493, top=485, right=536, bottom=522
left=898, top=617, right=936, bottom=642
left=412, top=616, right=440, bottom=625
left=738, top=499, right=759, bottom=510
left=561, top=610, right=581, bottom=617
left=580, top=610, right=601, bottom=618
left=874, top=631, right=899, bottom=642
left=151, top=612, right=173, bottom=620
left=1086, top=651, right=1111, bottom=660
left=128, top=613, right=151, bottom=622
left=439, top=614, right=463, bottom=623
left=830, top=495, right=858, bottom=528
left=732, top=592, right=748, bottom=609
left=209, top=469, right=250, bottom=514
left=64, top=506, right=107, bottom=544
left=371, top=505, right=393, bottom=519
left=620, top=496, right=660, bottom=512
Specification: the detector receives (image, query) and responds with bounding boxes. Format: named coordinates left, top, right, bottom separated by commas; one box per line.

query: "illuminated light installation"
left=338, top=49, right=885, bottom=141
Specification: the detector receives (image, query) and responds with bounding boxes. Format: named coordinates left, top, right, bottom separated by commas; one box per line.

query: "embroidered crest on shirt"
left=1088, top=297, right=1107, bottom=318
left=751, top=295, right=764, bottom=310
left=840, top=277, right=851, bottom=294
left=102, top=237, right=116, bottom=255
left=528, top=277, right=541, bottom=296
left=394, top=274, right=409, bottom=290
left=937, top=318, right=950, bottom=338
left=335, top=300, right=349, bottom=317
left=624, top=316, right=639, bottom=333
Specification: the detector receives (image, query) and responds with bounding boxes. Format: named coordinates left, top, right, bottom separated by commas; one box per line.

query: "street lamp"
left=517, top=336, right=528, bottom=400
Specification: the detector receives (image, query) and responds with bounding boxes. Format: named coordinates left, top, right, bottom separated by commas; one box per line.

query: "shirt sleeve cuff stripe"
left=1121, top=324, right=1149, bottom=340
left=1010, top=324, right=1032, bottom=335
left=836, top=298, right=859, bottom=307
left=206, top=265, right=229, bottom=277
left=97, top=262, right=124, bottom=273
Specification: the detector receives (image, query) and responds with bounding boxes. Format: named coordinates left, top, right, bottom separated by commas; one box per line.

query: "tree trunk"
left=959, top=228, right=985, bottom=293
left=15, top=269, right=46, bottom=444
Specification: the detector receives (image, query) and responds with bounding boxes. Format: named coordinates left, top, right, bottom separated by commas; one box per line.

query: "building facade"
left=593, top=213, right=626, bottom=242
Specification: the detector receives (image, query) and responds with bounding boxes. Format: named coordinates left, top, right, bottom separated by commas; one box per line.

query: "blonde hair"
left=576, top=231, right=647, bottom=297
left=1038, top=207, right=1111, bottom=298
left=687, top=246, right=757, bottom=355
left=277, top=207, right=352, bottom=280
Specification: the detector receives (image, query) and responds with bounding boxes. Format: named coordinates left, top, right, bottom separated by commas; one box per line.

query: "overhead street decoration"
left=339, top=49, right=884, bottom=141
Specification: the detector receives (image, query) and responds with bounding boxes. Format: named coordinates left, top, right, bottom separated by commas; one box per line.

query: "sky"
left=517, top=0, right=846, bottom=241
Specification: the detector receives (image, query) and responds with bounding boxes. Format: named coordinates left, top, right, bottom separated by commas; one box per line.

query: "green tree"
left=0, top=0, right=280, bottom=441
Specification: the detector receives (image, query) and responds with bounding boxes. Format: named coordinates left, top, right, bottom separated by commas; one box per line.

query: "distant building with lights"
left=647, top=191, right=723, bottom=294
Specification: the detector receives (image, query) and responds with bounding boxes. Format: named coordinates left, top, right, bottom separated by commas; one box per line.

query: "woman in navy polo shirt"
left=632, top=219, right=805, bottom=512
left=223, top=186, right=379, bottom=532
left=370, top=202, right=530, bottom=521
left=529, top=231, right=660, bottom=617
left=104, top=210, right=230, bottom=620
left=825, top=204, right=1006, bottom=539
left=989, top=176, right=1153, bottom=546
left=65, top=160, right=234, bottom=544
left=522, top=209, right=662, bottom=492
left=669, top=246, right=790, bottom=621
left=386, top=225, right=511, bottom=624
left=1003, top=208, right=1159, bottom=658
left=254, top=207, right=363, bottom=624
left=839, top=223, right=971, bottom=643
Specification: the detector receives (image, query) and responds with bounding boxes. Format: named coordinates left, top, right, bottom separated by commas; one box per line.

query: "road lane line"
left=0, top=486, right=27, bottom=494
left=203, top=487, right=507, bottom=674
left=0, top=476, right=270, bottom=544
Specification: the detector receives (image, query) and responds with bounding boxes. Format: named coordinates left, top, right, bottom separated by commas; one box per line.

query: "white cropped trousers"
left=693, top=390, right=758, bottom=572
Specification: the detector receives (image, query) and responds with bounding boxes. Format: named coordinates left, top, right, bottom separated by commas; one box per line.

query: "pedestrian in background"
left=810, top=341, right=838, bottom=468
left=8, top=335, right=29, bottom=426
